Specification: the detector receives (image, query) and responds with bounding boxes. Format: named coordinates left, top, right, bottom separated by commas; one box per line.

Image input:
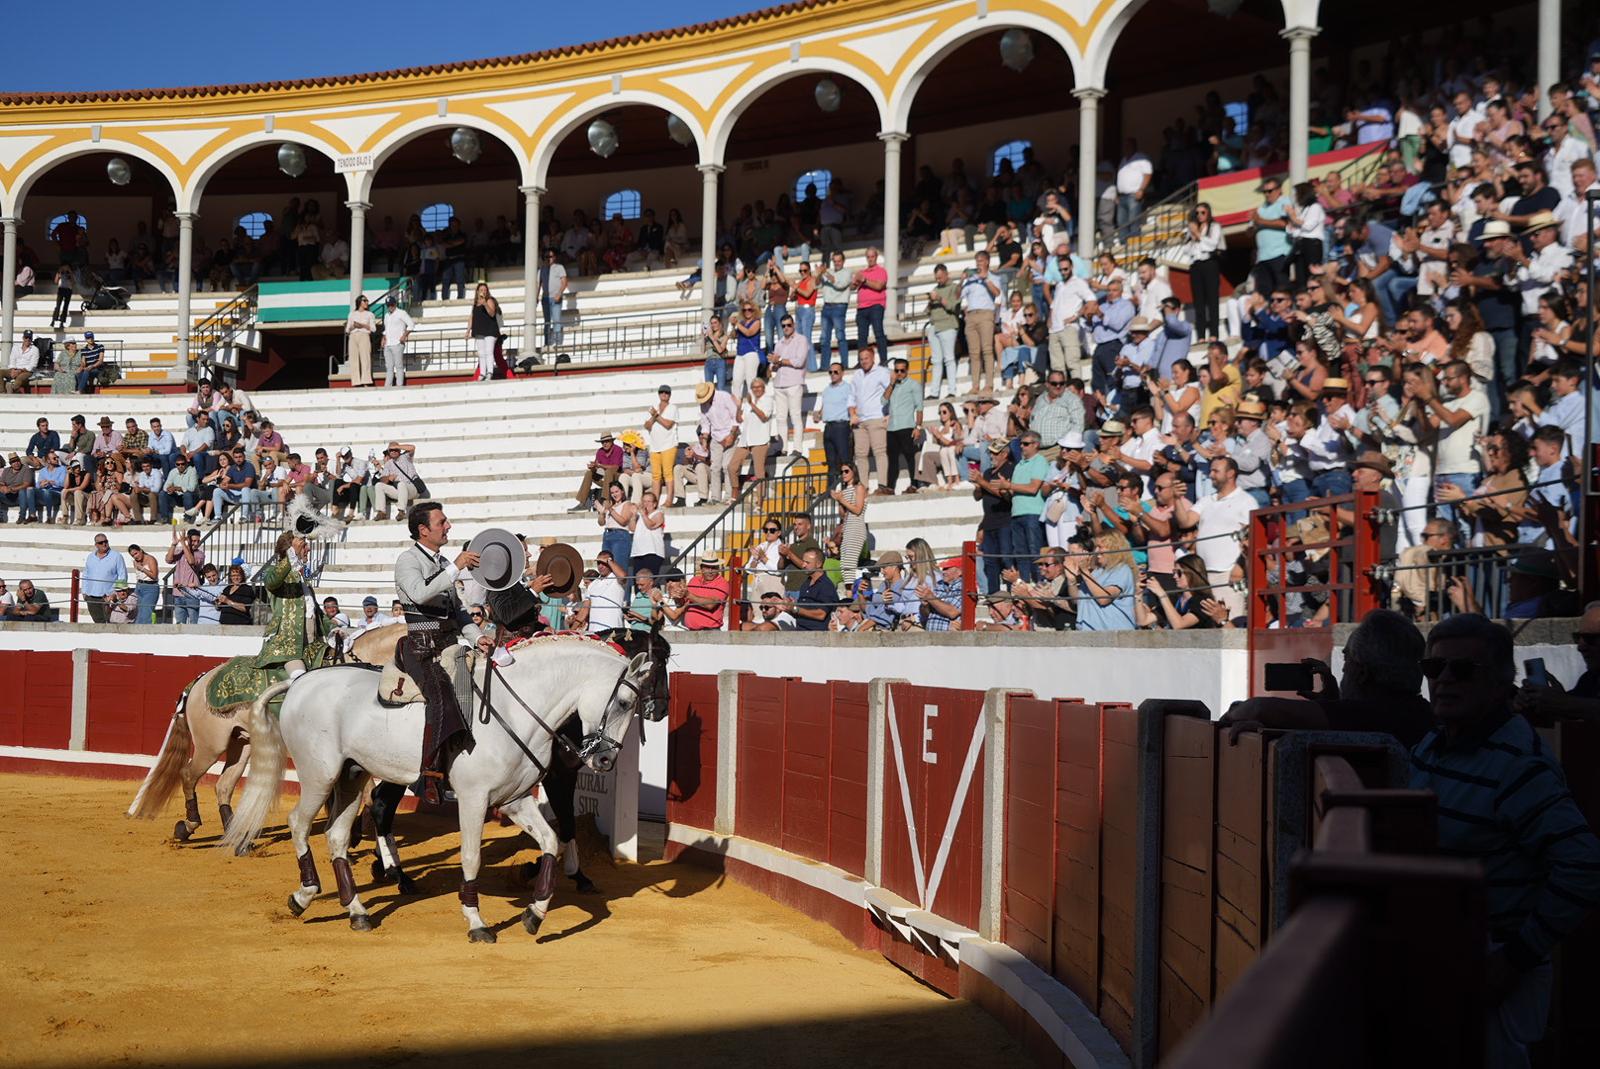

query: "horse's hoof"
left=396, top=872, right=419, bottom=895
left=287, top=894, right=307, bottom=918
left=218, top=805, right=234, bottom=832
left=232, top=841, right=252, bottom=858
left=571, top=871, right=599, bottom=895
left=522, top=907, right=543, bottom=936
left=350, top=914, right=374, bottom=932
left=467, top=927, right=497, bottom=944
left=173, top=820, right=192, bottom=842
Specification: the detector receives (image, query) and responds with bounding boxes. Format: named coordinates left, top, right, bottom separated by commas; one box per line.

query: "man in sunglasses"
left=1411, top=614, right=1600, bottom=1063
left=1249, top=179, right=1290, bottom=296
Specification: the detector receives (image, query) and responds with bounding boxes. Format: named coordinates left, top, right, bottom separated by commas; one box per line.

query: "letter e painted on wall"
left=922, top=704, right=938, bottom=765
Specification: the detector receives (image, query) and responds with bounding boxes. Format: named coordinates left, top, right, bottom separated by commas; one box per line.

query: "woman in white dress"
left=726, top=376, right=772, bottom=498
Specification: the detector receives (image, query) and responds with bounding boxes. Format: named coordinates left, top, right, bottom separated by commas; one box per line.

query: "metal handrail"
left=188, top=285, right=258, bottom=385
left=1110, top=180, right=1201, bottom=271
left=156, top=495, right=342, bottom=621
left=668, top=457, right=832, bottom=574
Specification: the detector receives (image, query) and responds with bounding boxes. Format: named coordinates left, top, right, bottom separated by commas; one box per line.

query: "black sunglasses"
left=1419, top=657, right=1482, bottom=681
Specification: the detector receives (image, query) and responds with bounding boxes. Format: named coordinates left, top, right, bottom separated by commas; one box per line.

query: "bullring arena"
left=4, top=0, right=1600, bottom=1066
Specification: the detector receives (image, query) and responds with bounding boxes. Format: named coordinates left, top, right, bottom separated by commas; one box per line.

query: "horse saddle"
left=377, top=643, right=475, bottom=712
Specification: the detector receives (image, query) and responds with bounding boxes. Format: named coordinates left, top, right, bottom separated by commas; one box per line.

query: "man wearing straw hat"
left=1504, top=210, right=1573, bottom=362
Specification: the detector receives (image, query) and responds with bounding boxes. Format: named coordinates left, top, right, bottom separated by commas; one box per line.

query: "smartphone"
left=1523, top=657, right=1551, bottom=689
left=1264, top=662, right=1314, bottom=694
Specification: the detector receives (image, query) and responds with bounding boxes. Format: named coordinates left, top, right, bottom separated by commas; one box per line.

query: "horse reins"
left=469, top=651, right=646, bottom=777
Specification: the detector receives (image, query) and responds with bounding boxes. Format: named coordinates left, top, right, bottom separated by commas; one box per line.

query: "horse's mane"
left=504, top=631, right=629, bottom=659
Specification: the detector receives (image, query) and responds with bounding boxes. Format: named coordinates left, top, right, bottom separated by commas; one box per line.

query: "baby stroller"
left=81, top=274, right=131, bottom=312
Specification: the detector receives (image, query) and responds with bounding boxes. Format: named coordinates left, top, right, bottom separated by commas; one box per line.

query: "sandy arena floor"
left=0, top=774, right=1030, bottom=1069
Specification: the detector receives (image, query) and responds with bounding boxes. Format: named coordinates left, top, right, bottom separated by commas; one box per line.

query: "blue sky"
left=7, top=0, right=761, bottom=93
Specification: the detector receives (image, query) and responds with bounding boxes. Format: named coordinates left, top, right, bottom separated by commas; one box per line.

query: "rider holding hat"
left=396, top=501, right=492, bottom=798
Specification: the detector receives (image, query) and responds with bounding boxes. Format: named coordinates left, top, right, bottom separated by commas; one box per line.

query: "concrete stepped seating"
left=0, top=367, right=987, bottom=611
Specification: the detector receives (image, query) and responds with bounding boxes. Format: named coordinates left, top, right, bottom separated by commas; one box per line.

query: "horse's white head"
left=576, top=651, right=656, bottom=773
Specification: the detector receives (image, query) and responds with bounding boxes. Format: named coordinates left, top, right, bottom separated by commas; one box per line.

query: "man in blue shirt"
left=864, top=550, right=919, bottom=630
left=146, top=417, right=177, bottom=475
left=24, top=417, right=60, bottom=471
left=1085, top=277, right=1134, bottom=402
left=789, top=549, right=837, bottom=632
left=82, top=532, right=127, bottom=623
left=208, top=446, right=258, bottom=522
left=1154, top=296, right=1193, bottom=380
left=818, top=361, right=854, bottom=486
left=22, top=450, right=66, bottom=523
left=1250, top=179, right=1291, bottom=295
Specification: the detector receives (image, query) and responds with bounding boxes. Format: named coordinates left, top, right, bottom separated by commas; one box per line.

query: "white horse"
left=220, top=636, right=658, bottom=941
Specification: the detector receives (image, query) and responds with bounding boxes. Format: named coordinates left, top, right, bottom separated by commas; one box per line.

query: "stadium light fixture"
left=666, top=114, right=694, bottom=147
left=999, top=29, right=1034, bottom=72
left=450, top=127, right=482, bottom=165
left=277, top=143, right=307, bottom=178
left=815, top=78, right=842, bottom=113
left=588, top=119, right=619, bottom=158
left=106, top=157, right=132, bottom=186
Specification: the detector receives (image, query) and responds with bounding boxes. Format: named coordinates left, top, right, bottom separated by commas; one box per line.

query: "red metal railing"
left=1246, top=490, right=1381, bottom=696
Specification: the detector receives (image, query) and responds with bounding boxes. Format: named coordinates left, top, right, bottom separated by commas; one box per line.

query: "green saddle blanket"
left=205, top=645, right=330, bottom=712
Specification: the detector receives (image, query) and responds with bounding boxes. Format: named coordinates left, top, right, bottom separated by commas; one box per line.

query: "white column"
left=345, top=200, right=370, bottom=303
left=879, top=131, right=908, bottom=329
left=1072, top=88, right=1106, bottom=259
left=175, top=212, right=197, bottom=371
left=520, top=184, right=542, bottom=347
left=698, top=164, right=723, bottom=320
left=1283, top=27, right=1320, bottom=183
left=1538, top=0, right=1560, bottom=120
left=1, top=217, right=17, bottom=357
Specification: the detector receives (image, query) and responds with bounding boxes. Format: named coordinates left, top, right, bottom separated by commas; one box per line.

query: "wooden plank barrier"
left=665, top=670, right=719, bottom=834
left=0, top=650, right=73, bottom=750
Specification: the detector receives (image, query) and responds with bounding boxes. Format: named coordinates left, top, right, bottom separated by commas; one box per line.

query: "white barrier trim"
left=0, top=745, right=300, bottom=783
left=667, top=822, right=1130, bottom=1069
left=958, top=937, right=1130, bottom=1069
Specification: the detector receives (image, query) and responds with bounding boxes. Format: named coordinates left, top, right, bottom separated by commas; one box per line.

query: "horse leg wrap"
left=533, top=854, right=556, bottom=902
left=185, top=796, right=202, bottom=826
left=459, top=880, right=480, bottom=909
left=218, top=804, right=234, bottom=832
left=332, top=858, right=356, bottom=907
left=297, top=851, right=320, bottom=889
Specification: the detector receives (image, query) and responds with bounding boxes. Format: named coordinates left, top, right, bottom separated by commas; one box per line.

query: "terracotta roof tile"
left=0, top=0, right=838, bottom=107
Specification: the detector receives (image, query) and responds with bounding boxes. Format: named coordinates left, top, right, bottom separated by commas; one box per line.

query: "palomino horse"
left=127, top=623, right=407, bottom=840
left=221, top=636, right=658, bottom=940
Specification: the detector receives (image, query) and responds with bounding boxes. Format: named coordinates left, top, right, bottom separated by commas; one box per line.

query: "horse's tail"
left=219, top=681, right=293, bottom=854
left=127, top=677, right=200, bottom=820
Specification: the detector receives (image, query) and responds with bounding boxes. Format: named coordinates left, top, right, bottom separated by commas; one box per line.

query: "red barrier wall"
left=1098, top=702, right=1139, bottom=1052
left=825, top=682, right=869, bottom=879
left=0, top=650, right=74, bottom=750
left=881, top=684, right=986, bottom=931
left=85, top=653, right=226, bottom=755
left=666, top=670, right=719, bottom=831
left=1055, top=701, right=1104, bottom=1006
left=736, top=675, right=785, bottom=848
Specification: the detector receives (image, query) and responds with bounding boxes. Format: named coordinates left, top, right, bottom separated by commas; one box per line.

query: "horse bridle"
left=474, top=650, right=659, bottom=776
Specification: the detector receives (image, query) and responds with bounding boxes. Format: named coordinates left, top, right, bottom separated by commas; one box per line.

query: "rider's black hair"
left=407, top=501, right=442, bottom=541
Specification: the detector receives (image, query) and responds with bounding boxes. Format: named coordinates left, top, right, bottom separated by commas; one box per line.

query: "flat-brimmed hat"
left=1522, top=210, right=1559, bottom=234
left=1322, top=377, right=1349, bottom=392
left=1056, top=431, right=1086, bottom=450
left=98, top=417, right=113, bottom=426
left=1128, top=317, right=1156, bottom=334
left=698, top=554, right=724, bottom=568
left=467, top=528, right=525, bottom=592
left=534, top=542, right=584, bottom=599
left=1100, top=419, right=1126, bottom=436
left=1236, top=400, right=1268, bottom=420
left=5, top=453, right=18, bottom=463
left=1351, top=451, right=1395, bottom=479
left=597, top=433, right=614, bottom=443
left=976, top=395, right=999, bottom=406
left=877, top=550, right=904, bottom=568
left=1480, top=220, right=1514, bottom=240
left=694, top=382, right=715, bottom=404
left=986, top=438, right=1010, bottom=454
